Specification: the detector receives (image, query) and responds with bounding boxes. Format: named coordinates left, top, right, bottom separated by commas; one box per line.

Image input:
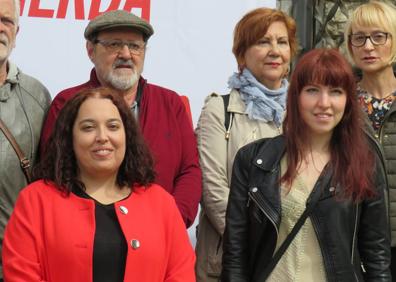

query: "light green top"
left=267, top=156, right=326, bottom=282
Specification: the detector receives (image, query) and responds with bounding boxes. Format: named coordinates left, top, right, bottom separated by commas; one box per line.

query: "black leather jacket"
left=222, top=135, right=391, bottom=282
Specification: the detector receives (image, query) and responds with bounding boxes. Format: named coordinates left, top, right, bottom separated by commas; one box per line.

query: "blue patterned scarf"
left=228, top=68, right=288, bottom=127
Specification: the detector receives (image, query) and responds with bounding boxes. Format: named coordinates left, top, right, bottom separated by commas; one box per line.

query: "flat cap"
left=84, top=10, right=154, bottom=41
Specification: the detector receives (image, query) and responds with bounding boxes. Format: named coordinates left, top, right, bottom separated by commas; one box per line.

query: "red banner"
left=19, top=0, right=151, bottom=21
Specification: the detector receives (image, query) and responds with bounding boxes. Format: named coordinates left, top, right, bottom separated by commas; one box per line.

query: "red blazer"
left=2, top=181, right=196, bottom=282
left=40, top=71, right=202, bottom=227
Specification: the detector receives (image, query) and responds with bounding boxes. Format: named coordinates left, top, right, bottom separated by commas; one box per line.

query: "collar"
left=252, top=135, right=286, bottom=171
left=228, top=88, right=246, bottom=114
left=89, top=68, right=102, bottom=87
left=0, top=61, right=20, bottom=101
left=250, top=135, right=338, bottom=206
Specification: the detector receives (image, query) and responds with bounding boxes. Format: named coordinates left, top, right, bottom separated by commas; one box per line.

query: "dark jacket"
left=0, top=62, right=51, bottom=279
left=377, top=100, right=396, bottom=246
left=40, top=70, right=202, bottom=227
left=222, top=135, right=391, bottom=282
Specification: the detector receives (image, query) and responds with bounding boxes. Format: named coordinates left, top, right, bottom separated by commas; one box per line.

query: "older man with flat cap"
left=0, top=0, right=51, bottom=280
left=40, top=10, right=201, bottom=227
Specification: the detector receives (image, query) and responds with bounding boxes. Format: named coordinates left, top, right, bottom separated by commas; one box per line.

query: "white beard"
left=106, top=69, right=139, bottom=91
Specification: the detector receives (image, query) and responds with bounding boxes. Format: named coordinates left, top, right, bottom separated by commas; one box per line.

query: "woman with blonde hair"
left=195, top=7, right=297, bottom=282
left=345, top=1, right=396, bottom=276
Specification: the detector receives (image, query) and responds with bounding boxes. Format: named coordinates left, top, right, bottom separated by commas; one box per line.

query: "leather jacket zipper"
left=351, top=204, right=359, bottom=263
left=352, top=204, right=359, bottom=281
left=354, top=271, right=359, bottom=282
left=248, top=189, right=279, bottom=237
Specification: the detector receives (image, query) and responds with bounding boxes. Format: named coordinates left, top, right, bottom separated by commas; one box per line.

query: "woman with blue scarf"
left=195, top=8, right=298, bottom=282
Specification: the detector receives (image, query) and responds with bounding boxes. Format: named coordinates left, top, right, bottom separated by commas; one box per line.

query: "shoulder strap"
left=259, top=200, right=317, bottom=280
left=221, top=94, right=234, bottom=140
left=259, top=169, right=332, bottom=281
left=0, top=118, right=32, bottom=183
left=221, top=94, right=230, bottom=129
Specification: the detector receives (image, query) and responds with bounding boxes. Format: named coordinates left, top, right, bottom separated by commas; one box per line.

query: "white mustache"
left=113, top=59, right=134, bottom=69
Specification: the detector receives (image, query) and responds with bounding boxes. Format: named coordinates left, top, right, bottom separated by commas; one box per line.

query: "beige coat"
left=195, top=89, right=281, bottom=281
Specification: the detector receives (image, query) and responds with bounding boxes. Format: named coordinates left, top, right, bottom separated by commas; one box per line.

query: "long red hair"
left=282, top=48, right=375, bottom=201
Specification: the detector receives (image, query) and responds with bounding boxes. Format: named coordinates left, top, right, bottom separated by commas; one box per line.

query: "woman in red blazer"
left=2, top=87, right=195, bottom=282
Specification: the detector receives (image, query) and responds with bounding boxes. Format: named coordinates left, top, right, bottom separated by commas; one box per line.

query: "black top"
left=73, top=188, right=128, bottom=282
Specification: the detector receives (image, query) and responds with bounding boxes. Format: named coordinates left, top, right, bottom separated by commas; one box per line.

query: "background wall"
left=12, top=0, right=276, bottom=243
left=13, top=0, right=275, bottom=124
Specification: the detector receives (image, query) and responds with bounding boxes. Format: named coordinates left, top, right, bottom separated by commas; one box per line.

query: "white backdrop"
left=12, top=0, right=276, bottom=243
left=13, top=0, right=275, bottom=124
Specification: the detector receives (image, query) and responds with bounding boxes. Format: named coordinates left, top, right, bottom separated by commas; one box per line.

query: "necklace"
left=310, top=152, right=325, bottom=174
left=299, top=151, right=329, bottom=175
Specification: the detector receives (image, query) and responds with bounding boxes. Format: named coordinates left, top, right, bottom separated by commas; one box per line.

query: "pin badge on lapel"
left=131, top=239, right=140, bottom=250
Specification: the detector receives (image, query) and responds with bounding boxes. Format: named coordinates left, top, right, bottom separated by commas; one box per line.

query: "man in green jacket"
left=0, top=0, right=51, bottom=280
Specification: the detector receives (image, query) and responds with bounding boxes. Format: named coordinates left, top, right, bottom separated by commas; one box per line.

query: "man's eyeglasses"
left=94, top=39, right=146, bottom=55
left=349, top=32, right=390, bottom=47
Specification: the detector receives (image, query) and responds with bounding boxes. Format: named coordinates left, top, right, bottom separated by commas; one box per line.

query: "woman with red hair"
left=222, top=48, right=390, bottom=281
left=195, top=8, right=297, bottom=281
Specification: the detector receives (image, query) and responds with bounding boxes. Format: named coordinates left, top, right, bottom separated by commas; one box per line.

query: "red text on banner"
left=19, top=0, right=151, bottom=21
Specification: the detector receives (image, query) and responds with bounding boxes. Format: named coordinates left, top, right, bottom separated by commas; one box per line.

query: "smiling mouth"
left=314, top=113, right=332, bottom=120
left=266, top=62, right=280, bottom=67
left=92, top=149, right=113, bottom=157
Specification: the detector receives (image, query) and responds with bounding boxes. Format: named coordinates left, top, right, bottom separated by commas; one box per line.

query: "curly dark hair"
left=34, top=87, right=156, bottom=193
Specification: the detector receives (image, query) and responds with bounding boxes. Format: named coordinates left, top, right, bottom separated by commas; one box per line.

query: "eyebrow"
left=78, top=119, right=95, bottom=124
left=77, top=118, right=122, bottom=124
left=261, top=35, right=289, bottom=40
left=106, top=118, right=122, bottom=123
left=1, top=16, right=16, bottom=24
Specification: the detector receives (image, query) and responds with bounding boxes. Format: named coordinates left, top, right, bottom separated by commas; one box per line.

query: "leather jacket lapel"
left=248, top=135, right=286, bottom=230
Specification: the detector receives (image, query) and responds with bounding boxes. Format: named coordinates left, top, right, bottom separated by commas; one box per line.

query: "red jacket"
left=2, top=181, right=196, bottom=282
left=40, top=70, right=202, bottom=227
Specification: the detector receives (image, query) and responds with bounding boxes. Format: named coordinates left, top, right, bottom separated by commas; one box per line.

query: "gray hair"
left=14, top=0, right=20, bottom=27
